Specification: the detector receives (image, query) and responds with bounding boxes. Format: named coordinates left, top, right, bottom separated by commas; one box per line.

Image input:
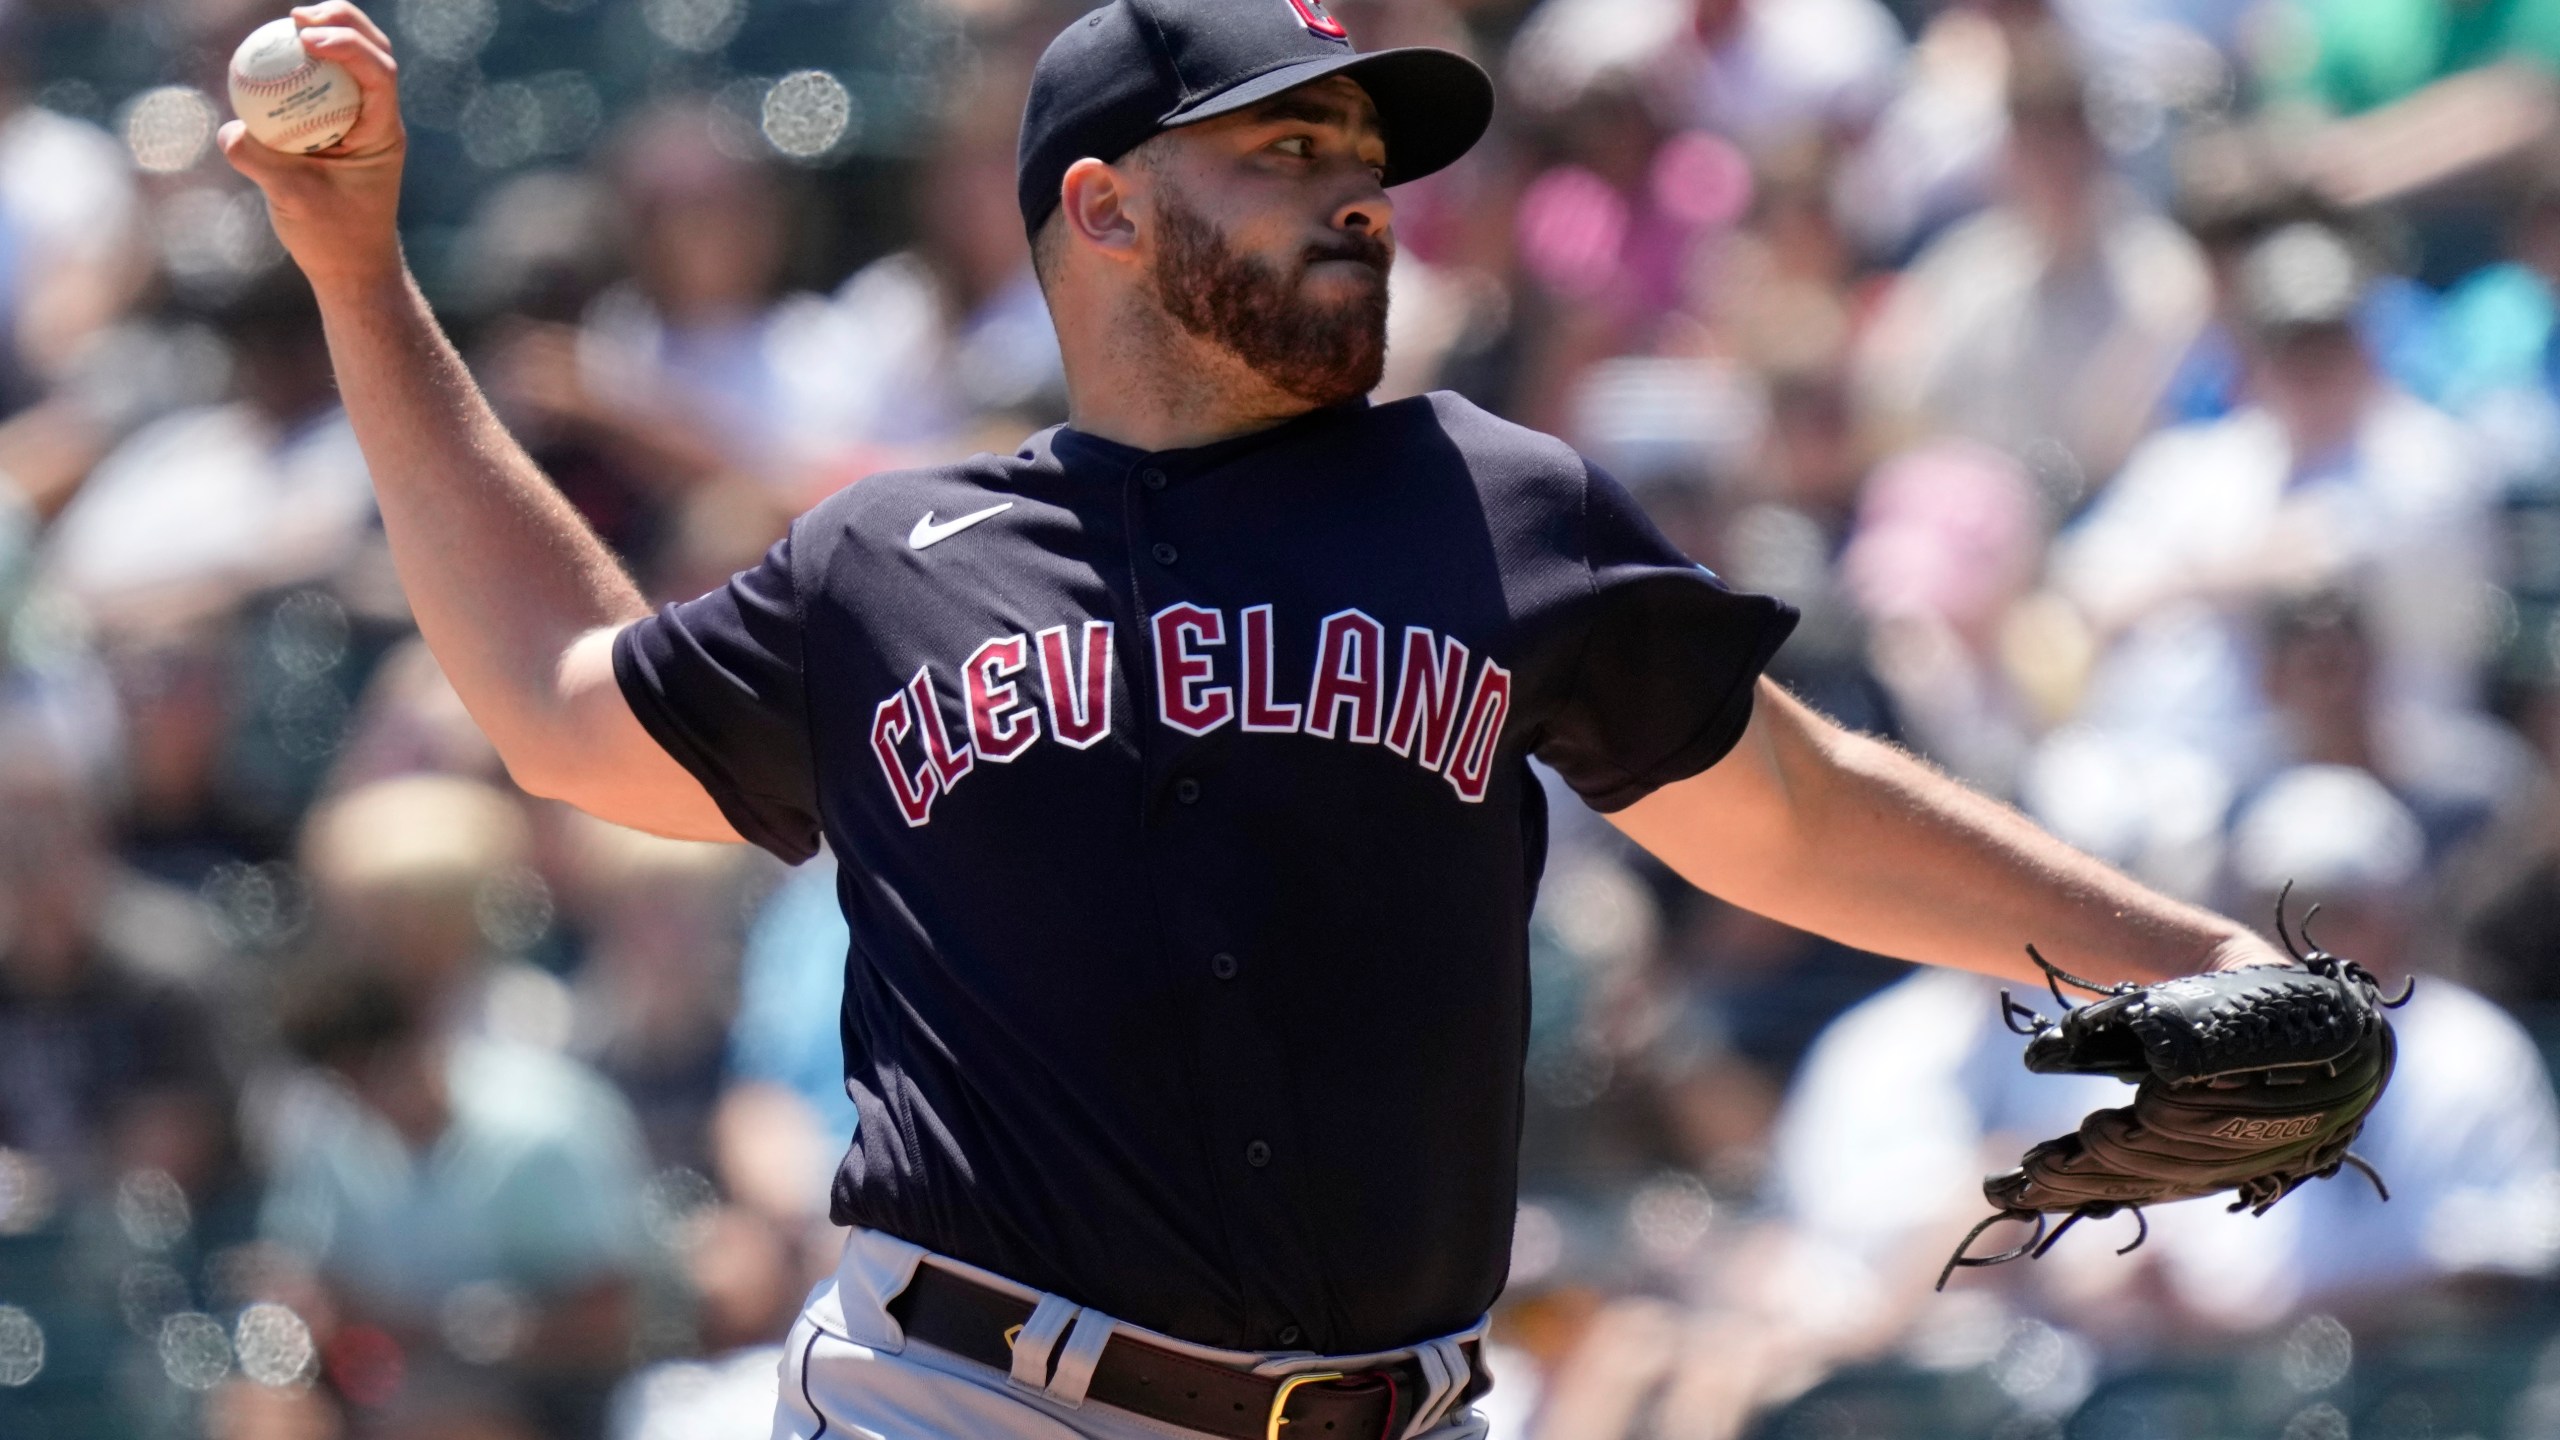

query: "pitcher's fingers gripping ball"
left=1938, top=885, right=2410, bottom=1287
left=229, top=16, right=363, bottom=154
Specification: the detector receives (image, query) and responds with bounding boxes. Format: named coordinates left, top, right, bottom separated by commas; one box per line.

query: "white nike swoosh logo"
left=909, top=502, right=1014, bottom=550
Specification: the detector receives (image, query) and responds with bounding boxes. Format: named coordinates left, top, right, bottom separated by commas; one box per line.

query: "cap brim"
left=1161, top=46, right=1494, bottom=188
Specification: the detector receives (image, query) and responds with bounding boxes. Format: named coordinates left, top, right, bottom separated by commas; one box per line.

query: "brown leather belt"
left=885, top=1261, right=1489, bottom=1440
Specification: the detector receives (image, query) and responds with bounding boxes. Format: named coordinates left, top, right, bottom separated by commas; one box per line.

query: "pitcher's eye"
left=1273, top=136, right=1314, bottom=158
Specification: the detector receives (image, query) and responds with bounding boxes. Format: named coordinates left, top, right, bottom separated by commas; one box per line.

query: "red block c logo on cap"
left=1286, top=0, right=1350, bottom=40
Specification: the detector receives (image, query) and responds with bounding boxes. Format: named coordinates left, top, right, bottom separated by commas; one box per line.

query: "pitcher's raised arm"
left=219, top=2, right=737, bottom=841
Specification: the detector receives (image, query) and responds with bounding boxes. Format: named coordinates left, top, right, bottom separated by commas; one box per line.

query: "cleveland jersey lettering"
left=870, top=608, right=1513, bottom=826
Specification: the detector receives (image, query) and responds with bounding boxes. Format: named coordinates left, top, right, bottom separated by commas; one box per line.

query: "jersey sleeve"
left=1535, top=462, right=1799, bottom=811
left=612, top=531, right=823, bottom=863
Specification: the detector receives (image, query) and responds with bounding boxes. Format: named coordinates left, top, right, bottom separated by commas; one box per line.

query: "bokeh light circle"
left=643, top=0, right=744, bottom=54
left=235, top=1303, right=318, bottom=1388
left=122, top=86, right=217, bottom=174
left=0, top=1307, right=42, bottom=1387
left=2279, top=1314, right=2353, bottom=1393
left=115, top=1169, right=192, bottom=1251
left=762, top=71, right=855, bottom=160
left=462, top=82, right=544, bottom=170
left=119, top=1261, right=190, bottom=1337
left=159, top=1311, right=233, bottom=1391
left=398, top=0, right=499, bottom=62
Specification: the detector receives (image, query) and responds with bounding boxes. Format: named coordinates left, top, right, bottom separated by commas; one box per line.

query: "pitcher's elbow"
left=498, top=740, right=582, bottom=804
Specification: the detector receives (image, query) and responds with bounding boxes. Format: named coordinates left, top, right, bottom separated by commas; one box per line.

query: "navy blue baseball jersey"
left=614, top=392, right=1795, bottom=1354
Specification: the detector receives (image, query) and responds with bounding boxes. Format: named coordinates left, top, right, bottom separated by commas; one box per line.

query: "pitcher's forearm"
left=312, top=266, right=647, bottom=775
left=1611, top=683, right=2258, bottom=987
left=1769, top=725, right=2252, bottom=984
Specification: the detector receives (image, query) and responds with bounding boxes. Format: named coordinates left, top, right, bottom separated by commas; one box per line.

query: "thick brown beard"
left=1148, top=191, right=1389, bottom=407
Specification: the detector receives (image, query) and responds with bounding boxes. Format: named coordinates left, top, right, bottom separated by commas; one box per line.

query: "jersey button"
left=1174, top=777, right=1201, bottom=805
left=1278, top=1326, right=1302, bottom=1347
left=1151, top=542, right=1178, bottom=566
left=1245, top=1140, right=1272, bottom=1168
left=1210, top=952, right=1238, bottom=981
left=1140, top=467, right=1168, bottom=491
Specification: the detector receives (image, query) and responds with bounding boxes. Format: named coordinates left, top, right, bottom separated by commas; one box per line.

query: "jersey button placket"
left=1139, top=466, right=1168, bottom=491
left=1151, top=541, right=1178, bottom=567
left=1210, top=952, right=1238, bottom=981
left=1174, top=777, right=1201, bottom=805
left=1245, top=1140, right=1272, bottom=1168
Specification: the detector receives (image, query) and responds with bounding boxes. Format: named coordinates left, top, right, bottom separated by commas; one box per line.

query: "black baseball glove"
left=1936, top=888, right=2411, bottom=1290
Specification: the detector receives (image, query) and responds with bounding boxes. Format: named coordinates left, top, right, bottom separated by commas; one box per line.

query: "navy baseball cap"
left=1017, top=0, right=1494, bottom=238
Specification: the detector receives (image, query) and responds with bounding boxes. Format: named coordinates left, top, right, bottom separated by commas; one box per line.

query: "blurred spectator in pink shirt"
left=1840, top=440, right=2047, bottom=793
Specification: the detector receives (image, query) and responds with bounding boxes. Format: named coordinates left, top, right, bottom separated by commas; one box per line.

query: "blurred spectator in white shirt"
left=1855, top=25, right=2210, bottom=491
left=1836, top=0, right=2028, bottom=262
left=1685, top=0, right=1905, bottom=151
left=2054, top=222, right=2499, bottom=779
left=38, top=265, right=375, bottom=630
left=0, top=3, right=139, bottom=419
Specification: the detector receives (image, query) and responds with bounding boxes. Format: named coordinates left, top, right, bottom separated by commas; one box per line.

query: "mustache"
left=1302, top=231, right=1392, bottom=274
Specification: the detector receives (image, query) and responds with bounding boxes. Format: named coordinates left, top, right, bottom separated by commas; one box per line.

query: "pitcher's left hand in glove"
left=1938, top=888, right=2412, bottom=1289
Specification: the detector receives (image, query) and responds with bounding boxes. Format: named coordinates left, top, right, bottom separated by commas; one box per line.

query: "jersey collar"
left=1047, top=396, right=1372, bottom=480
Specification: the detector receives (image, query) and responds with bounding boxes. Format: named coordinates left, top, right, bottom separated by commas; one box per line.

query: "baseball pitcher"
left=220, top=2, right=2370, bottom=1436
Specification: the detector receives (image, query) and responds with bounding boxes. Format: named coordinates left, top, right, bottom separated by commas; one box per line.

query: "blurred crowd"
left=12, top=0, right=2560, bottom=1436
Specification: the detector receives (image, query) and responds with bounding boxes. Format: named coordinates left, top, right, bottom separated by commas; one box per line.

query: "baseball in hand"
left=227, top=18, right=362, bottom=154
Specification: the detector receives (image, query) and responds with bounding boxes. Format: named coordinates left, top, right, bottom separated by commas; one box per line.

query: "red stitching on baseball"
left=235, top=66, right=329, bottom=96
left=267, top=105, right=360, bottom=142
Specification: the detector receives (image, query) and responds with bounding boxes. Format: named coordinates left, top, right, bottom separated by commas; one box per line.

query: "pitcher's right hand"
left=218, top=2, right=407, bottom=293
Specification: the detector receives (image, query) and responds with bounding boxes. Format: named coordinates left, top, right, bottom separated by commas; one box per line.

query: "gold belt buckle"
left=1267, top=1371, right=1345, bottom=1440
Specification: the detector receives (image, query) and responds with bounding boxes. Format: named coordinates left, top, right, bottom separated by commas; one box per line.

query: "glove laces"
left=2273, top=880, right=2415, bottom=1010
left=1996, top=943, right=2132, bottom=1039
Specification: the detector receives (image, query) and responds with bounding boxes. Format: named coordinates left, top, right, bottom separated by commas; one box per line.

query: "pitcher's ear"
left=1060, top=157, right=1142, bottom=265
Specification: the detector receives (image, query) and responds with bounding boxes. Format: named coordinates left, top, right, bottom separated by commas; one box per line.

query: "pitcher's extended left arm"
left=1608, top=680, right=2284, bottom=985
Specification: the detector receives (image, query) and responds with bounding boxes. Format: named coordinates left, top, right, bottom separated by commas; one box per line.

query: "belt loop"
left=1400, top=1338, right=1466, bottom=1437
left=1043, top=1307, right=1117, bottom=1407
left=1008, top=1293, right=1080, bottom=1391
